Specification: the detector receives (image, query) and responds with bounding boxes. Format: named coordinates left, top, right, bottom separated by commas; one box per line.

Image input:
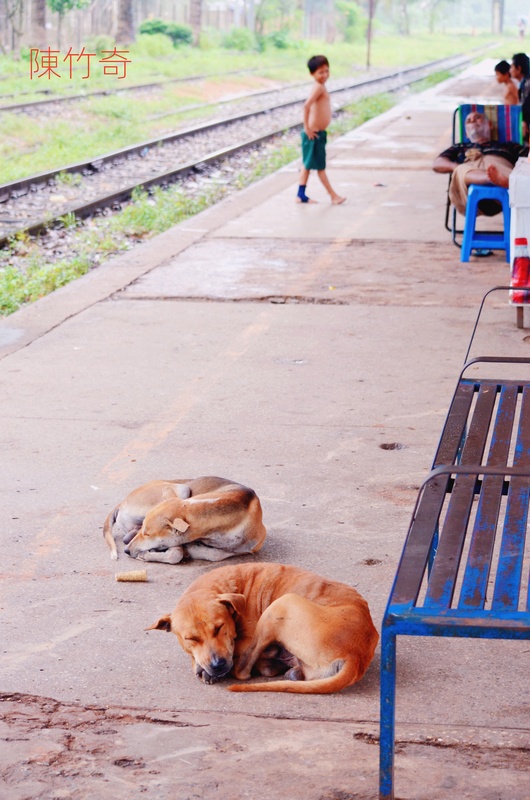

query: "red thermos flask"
left=511, top=237, right=530, bottom=304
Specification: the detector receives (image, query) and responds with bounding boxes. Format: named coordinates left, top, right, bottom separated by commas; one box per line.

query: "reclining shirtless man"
left=432, top=111, right=526, bottom=214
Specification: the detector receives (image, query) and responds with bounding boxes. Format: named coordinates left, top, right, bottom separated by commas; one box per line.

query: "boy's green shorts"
left=301, top=130, right=327, bottom=170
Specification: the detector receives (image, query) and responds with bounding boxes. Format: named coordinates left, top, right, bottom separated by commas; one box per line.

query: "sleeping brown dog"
left=147, top=562, right=379, bottom=693
left=103, top=477, right=266, bottom=563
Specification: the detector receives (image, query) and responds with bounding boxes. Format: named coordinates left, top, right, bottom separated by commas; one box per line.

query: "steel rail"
left=0, top=51, right=478, bottom=246
left=0, top=66, right=270, bottom=112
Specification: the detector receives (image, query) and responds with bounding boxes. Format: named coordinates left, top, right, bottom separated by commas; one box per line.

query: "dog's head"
left=146, top=592, right=246, bottom=681
left=125, top=500, right=188, bottom=558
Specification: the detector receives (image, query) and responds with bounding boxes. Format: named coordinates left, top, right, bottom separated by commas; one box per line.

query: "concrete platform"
left=1, top=60, right=529, bottom=799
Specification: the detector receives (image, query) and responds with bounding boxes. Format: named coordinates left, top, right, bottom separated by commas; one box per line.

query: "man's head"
left=495, top=60, right=511, bottom=82
left=465, top=111, right=491, bottom=144
left=307, top=54, right=330, bottom=83
left=511, top=52, right=530, bottom=80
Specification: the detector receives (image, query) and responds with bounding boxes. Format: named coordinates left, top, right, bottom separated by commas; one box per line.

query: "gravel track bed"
left=2, top=132, right=298, bottom=270
left=0, top=106, right=300, bottom=236
left=0, top=73, right=418, bottom=240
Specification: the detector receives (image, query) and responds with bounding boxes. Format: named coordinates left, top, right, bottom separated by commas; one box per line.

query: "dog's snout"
left=124, top=547, right=130, bottom=555
left=209, top=656, right=230, bottom=676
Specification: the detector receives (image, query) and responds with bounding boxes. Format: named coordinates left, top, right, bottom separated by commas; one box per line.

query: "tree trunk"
left=399, top=0, right=409, bottom=35
left=116, top=0, right=135, bottom=45
left=189, top=0, right=202, bottom=45
left=428, top=0, right=443, bottom=34
left=31, top=0, right=47, bottom=48
left=366, top=0, right=377, bottom=67
left=246, top=0, right=255, bottom=32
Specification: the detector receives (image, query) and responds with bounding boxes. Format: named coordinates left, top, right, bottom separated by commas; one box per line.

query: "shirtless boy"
left=296, top=55, right=345, bottom=205
left=494, top=60, right=518, bottom=105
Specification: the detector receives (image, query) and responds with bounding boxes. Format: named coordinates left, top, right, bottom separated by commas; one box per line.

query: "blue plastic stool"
left=460, top=184, right=511, bottom=262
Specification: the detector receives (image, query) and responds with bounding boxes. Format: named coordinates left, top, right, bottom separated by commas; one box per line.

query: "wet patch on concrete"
left=118, top=238, right=507, bottom=307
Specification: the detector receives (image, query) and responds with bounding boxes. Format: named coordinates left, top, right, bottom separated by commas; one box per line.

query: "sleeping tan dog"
left=147, top=562, right=378, bottom=694
left=103, top=477, right=266, bottom=563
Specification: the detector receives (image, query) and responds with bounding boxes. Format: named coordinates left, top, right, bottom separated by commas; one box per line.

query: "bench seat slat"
left=423, top=385, right=497, bottom=609
left=491, top=479, right=530, bottom=610
left=492, top=387, right=530, bottom=610
left=492, top=386, right=530, bottom=610
left=459, top=385, right=519, bottom=609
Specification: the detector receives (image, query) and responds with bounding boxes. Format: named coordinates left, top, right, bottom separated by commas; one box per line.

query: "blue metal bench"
left=379, top=289, right=530, bottom=799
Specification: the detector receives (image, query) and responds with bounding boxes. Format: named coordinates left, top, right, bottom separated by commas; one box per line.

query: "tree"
left=116, top=0, right=134, bottom=45
left=425, top=0, right=452, bottom=33
left=2, top=0, right=24, bottom=55
left=32, top=0, right=47, bottom=48
left=46, top=0, right=89, bottom=48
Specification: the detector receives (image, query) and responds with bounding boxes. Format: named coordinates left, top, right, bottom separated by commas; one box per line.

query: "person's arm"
left=432, top=155, right=456, bottom=173
left=303, top=83, right=324, bottom=139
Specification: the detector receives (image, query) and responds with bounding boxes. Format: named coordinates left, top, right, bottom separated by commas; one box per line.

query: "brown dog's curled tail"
left=103, top=507, right=119, bottom=560
left=227, top=658, right=364, bottom=695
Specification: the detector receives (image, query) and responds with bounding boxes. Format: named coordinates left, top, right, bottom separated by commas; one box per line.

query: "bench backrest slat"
left=492, top=386, right=530, bottom=610
left=459, top=384, right=519, bottom=609
left=423, top=384, right=498, bottom=609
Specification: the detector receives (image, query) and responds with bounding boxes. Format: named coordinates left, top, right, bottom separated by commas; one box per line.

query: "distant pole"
left=492, top=0, right=504, bottom=34
left=366, top=0, right=377, bottom=69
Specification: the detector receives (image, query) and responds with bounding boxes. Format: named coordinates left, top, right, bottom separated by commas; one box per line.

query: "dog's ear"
left=145, top=615, right=172, bottom=632
left=218, top=593, right=246, bottom=617
left=171, top=518, right=189, bottom=533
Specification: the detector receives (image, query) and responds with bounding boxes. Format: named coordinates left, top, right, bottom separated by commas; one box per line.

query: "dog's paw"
left=284, top=666, right=305, bottom=681
left=195, top=665, right=219, bottom=685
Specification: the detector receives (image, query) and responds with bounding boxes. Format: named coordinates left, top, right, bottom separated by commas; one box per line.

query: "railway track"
left=0, top=52, right=477, bottom=246
left=0, top=65, right=272, bottom=112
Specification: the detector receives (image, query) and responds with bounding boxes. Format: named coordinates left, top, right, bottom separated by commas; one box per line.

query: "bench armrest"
left=408, top=463, right=530, bottom=526
left=464, top=285, right=530, bottom=364
left=460, top=355, right=530, bottom=379
left=423, top=462, right=530, bottom=484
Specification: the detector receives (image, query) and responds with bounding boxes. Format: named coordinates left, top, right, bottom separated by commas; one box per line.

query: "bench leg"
left=379, top=627, right=397, bottom=800
left=517, top=306, right=524, bottom=329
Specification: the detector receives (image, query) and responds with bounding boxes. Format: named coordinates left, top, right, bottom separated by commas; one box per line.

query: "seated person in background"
left=495, top=60, right=519, bottom=104
left=432, top=111, right=526, bottom=215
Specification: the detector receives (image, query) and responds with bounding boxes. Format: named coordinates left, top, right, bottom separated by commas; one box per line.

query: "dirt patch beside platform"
left=2, top=692, right=530, bottom=800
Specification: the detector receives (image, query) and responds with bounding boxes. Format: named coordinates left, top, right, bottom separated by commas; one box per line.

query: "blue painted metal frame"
left=379, top=288, right=530, bottom=799
left=380, top=466, right=530, bottom=800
